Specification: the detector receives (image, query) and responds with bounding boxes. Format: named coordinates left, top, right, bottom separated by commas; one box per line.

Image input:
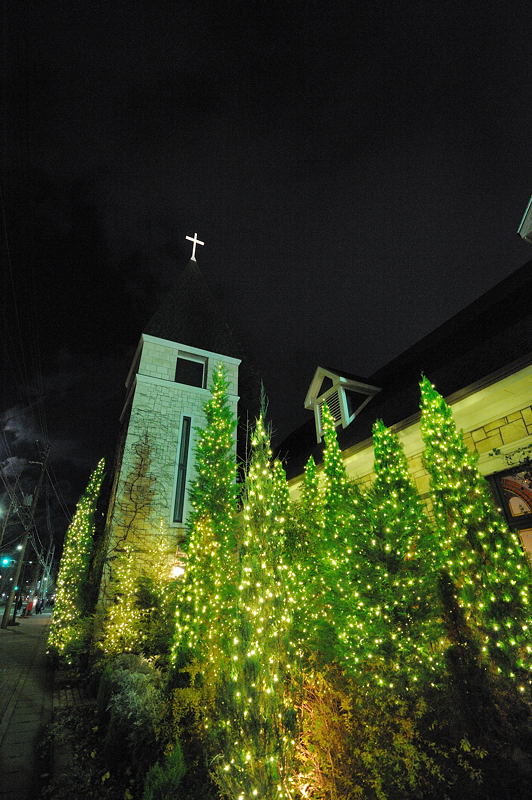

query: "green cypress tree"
left=321, top=403, right=350, bottom=536
left=340, top=421, right=444, bottom=690
left=419, top=376, right=531, bottom=680
left=317, top=403, right=358, bottom=635
left=171, top=362, right=239, bottom=673
left=187, top=363, right=239, bottom=540
left=281, top=455, right=325, bottom=657
left=272, top=459, right=290, bottom=537
left=100, top=543, right=145, bottom=655
left=212, top=415, right=297, bottom=800
left=301, top=454, right=323, bottom=527
left=49, top=459, right=105, bottom=661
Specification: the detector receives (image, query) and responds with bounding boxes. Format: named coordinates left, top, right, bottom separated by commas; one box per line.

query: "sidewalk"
left=0, top=612, right=53, bottom=800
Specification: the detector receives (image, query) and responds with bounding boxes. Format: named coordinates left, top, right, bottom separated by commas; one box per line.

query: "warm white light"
left=171, top=564, right=185, bottom=579
left=185, top=232, right=205, bottom=261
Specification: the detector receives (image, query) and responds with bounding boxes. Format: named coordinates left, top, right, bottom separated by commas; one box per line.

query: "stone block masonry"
left=472, top=411, right=530, bottom=449
left=100, top=334, right=240, bottom=598
left=387, top=403, right=532, bottom=502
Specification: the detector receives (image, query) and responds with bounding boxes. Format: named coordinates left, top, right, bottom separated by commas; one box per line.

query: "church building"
left=281, top=254, right=532, bottom=559
left=102, top=222, right=532, bottom=594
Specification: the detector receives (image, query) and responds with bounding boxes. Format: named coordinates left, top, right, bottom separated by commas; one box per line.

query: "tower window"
left=173, top=416, right=192, bottom=523
left=175, top=355, right=206, bottom=388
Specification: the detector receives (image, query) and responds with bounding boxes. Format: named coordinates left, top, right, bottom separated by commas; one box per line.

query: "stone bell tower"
left=100, top=242, right=242, bottom=597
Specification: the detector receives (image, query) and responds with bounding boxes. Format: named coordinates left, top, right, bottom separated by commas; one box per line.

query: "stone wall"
left=138, top=335, right=239, bottom=395
left=464, top=405, right=532, bottom=454
left=100, top=334, right=240, bottom=596
left=349, top=402, right=532, bottom=501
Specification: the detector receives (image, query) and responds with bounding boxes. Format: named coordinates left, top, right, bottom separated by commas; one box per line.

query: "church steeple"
left=99, top=258, right=241, bottom=614
left=98, top=240, right=264, bottom=618
left=144, top=258, right=241, bottom=359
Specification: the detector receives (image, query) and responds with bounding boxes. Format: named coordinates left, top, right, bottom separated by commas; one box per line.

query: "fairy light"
left=100, top=541, right=147, bottom=654
left=339, top=419, right=446, bottom=691
left=171, top=362, right=239, bottom=673
left=317, top=403, right=355, bottom=627
left=419, top=376, right=532, bottom=678
left=48, top=459, right=105, bottom=662
left=212, top=413, right=298, bottom=800
left=87, top=366, right=531, bottom=792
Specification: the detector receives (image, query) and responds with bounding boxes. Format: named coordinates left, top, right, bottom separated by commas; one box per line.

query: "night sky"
left=1, top=1, right=531, bottom=541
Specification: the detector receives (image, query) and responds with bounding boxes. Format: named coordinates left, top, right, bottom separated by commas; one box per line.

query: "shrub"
left=135, top=574, right=179, bottom=660
left=106, top=671, right=163, bottom=766
left=95, top=654, right=167, bottom=784
left=95, top=653, right=152, bottom=717
left=295, top=664, right=490, bottom=800
left=143, top=742, right=186, bottom=800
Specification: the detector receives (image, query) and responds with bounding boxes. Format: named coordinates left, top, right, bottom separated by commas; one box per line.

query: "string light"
left=91, top=367, right=531, bottom=794
left=48, top=459, right=105, bottom=662
left=419, top=376, right=532, bottom=678
left=339, top=419, right=446, bottom=692
left=171, top=362, right=239, bottom=673
left=213, top=414, right=297, bottom=799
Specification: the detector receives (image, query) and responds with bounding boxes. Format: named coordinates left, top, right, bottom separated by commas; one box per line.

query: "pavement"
left=0, top=611, right=53, bottom=800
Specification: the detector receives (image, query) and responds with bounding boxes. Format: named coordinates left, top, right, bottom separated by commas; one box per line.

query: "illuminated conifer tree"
left=49, top=459, right=105, bottom=660
left=213, top=415, right=297, bottom=800
left=321, top=403, right=350, bottom=534
left=419, top=376, right=532, bottom=678
left=136, top=521, right=180, bottom=657
left=172, top=363, right=238, bottom=671
left=101, top=543, right=145, bottom=655
left=300, top=455, right=322, bottom=528
left=188, top=363, right=238, bottom=536
left=272, top=459, right=290, bottom=535
left=316, top=402, right=358, bottom=638
left=272, top=457, right=305, bottom=665
left=340, top=421, right=444, bottom=690
left=286, top=455, right=324, bottom=649
left=286, top=455, right=323, bottom=569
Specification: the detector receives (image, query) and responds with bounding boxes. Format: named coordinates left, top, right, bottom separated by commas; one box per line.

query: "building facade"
left=282, top=258, right=532, bottom=559
left=110, top=333, right=239, bottom=540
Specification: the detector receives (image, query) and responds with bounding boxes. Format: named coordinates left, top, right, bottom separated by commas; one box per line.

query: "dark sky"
left=1, top=1, right=531, bottom=537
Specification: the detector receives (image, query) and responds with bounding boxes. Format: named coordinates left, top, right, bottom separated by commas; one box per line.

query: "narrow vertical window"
left=173, top=416, right=191, bottom=523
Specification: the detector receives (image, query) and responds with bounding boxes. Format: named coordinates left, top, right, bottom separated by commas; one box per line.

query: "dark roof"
left=144, top=258, right=262, bottom=437
left=279, top=258, right=532, bottom=479
left=320, top=366, right=374, bottom=384
left=144, top=259, right=241, bottom=358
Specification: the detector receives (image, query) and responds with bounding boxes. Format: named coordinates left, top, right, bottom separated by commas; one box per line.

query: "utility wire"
left=46, top=464, right=72, bottom=524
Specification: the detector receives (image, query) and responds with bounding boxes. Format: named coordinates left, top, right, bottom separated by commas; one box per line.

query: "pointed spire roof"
left=143, top=257, right=263, bottom=439
left=144, top=259, right=240, bottom=358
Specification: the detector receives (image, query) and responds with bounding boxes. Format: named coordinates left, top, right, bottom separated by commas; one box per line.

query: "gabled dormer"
left=517, top=194, right=532, bottom=244
left=304, top=366, right=380, bottom=442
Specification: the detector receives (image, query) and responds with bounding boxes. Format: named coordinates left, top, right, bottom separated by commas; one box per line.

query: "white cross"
left=185, top=232, right=205, bottom=261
